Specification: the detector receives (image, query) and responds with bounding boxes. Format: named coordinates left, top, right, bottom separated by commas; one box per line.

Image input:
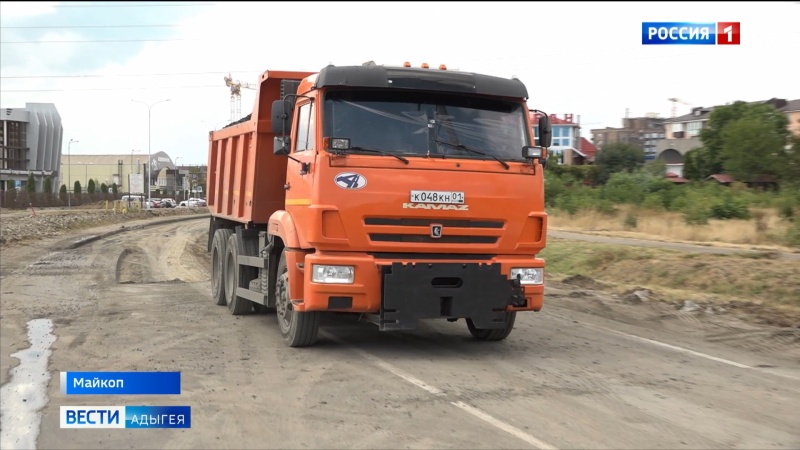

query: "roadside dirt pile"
left=0, top=208, right=208, bottom=247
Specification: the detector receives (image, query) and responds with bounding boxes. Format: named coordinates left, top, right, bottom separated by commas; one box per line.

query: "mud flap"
left=380, top=262, right=520, bottom=331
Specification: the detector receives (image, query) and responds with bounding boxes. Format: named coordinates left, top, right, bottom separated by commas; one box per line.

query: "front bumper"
left=292, top=252, right=545, bottom=325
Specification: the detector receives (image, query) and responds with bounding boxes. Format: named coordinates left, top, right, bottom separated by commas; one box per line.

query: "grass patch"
left=541, top=239, right=800, bottom=314
left=548, top=206, right=794, bottom=248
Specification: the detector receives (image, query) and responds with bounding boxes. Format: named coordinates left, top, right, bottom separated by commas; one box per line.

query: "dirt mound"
left=561, top=274, right=608, bottom=290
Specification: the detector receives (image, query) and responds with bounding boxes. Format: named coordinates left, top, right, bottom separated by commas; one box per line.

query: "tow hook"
left=509, top=278, right=526, bottom=307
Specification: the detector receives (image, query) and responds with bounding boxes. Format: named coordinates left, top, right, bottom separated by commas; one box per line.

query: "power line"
left=2, top=85, right=225, bottom=92
left=2, top=38, right=197, bottom=44
left=1, top=24, right=180, bottom=29
left=1, top=70, right=264, bottom=79
left=50, top=2, right=217, bottom=7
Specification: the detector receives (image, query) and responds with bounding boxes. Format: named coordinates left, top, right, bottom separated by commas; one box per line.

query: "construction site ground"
left=1, top=210, right=798, bottom=449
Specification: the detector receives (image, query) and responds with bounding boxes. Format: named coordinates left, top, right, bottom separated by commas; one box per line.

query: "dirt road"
left=1, top=219, right=799, bottom=449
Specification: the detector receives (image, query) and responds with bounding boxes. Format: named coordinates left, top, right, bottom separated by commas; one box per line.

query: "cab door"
left=284, top=100, right=318, bottom=238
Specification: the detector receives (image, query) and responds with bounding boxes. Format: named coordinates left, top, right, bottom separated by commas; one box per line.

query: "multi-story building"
left=590, top=114, right=665, bottom=160
left=531, top=113, right=596, bottom=165
left=654, top=98, right=800, bottom=176
left=0, top=103, right=63, bottom=192
left=59, top=150, right=179, bottom=195
left=176, top=165, right=207, bottom=200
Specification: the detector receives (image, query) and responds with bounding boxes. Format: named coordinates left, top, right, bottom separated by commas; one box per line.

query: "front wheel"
left=275, top=249, right=320, bottom=347
left=466, top=312, right=516, bottom=341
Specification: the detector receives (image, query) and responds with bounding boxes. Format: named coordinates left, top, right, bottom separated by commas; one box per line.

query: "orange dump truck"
left=206, top=61, right=552, bottom=347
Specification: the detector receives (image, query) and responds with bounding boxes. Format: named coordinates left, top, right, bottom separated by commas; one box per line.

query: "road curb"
left=65, top=214, right=210, bottom=250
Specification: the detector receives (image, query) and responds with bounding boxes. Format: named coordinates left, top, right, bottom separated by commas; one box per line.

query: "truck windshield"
left=323, top=89, right=530, bottom=161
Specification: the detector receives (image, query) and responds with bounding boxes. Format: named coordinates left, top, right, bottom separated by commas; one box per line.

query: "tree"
left=44, top=176, right=52, bottom=193
left=111, top=183, right=119, bottom=195
left=100, top=183, right=108, bottom=195
left=782, top=134, right=800, bottom=182
left=683, top=147, right=713, bottom=181
left=720, top=117, right=786, bottom=181
left=699, top=101, right=789, bottom=179
left=87, top=179, right=96, bottom=194
left=593, top=143, right=645, bottom=185
left=59, top=184, right=68, bottom=203
left=74, top=180, right=82, bottom=196
left=26, top=172, right=36, bottom=192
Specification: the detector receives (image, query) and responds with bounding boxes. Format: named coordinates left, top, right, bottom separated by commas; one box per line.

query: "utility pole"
left=131, top=99, right=170, bottom=208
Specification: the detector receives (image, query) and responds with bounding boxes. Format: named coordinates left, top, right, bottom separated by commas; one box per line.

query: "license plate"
left=410, top=190, right=465, bottom=204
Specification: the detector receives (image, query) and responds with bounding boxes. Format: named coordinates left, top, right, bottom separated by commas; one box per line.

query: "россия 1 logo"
left=642, top=22, right=740, bottom=45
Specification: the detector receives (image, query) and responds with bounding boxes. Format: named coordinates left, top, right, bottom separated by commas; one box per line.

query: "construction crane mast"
left=224, top=73, right=256, bottom=122
left=668, top=98, right=692, bottom=118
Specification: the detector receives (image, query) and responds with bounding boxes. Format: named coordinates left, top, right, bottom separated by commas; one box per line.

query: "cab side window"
left=295, top=102, right=315, bottom=152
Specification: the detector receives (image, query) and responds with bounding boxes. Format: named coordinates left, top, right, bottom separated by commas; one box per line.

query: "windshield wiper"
left=342, top=146, right=409, bottom=164
left=434, top=139, right=509, bottom=169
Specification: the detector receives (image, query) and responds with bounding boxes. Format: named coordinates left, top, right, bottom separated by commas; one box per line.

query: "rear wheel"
left=275, top=249, right=320, bottom=347
left=211, top=228, right=233, bottom=306
left=224, top=233, right=252, bottom=315
left=466, top=312, right=516, bottom=341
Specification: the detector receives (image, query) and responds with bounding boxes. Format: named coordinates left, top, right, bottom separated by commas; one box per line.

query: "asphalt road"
left=1, top=218, right=799, bottom=449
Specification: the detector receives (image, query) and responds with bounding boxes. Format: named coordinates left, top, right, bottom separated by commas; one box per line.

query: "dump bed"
left=207, top=70, right=315, bottom=225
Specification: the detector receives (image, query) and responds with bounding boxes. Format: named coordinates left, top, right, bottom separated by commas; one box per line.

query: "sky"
left=1, top=1, right=799, bottom=165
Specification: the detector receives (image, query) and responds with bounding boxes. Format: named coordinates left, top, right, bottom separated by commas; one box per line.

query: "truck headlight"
left=509, top=268, right=543, bottom=285
left=311, top=265, right=355, bottom=284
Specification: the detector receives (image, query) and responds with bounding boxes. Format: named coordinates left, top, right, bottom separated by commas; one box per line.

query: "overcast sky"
left=1, top=1, right=799, bottom=165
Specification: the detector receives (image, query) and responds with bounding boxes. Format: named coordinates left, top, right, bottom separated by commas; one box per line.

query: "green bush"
left=709, top=193, right=750, bottom=220
left=553, top=185, right=603, bottom=215
left=683, top=204, right=711, bottom=225
left=595, top=199, right=617, bottom=215
left=786, top=221, right=800, bottom=247
left=544, top=175, right=568, bottom=208
left=624, top=213, right=638, bottom=229
left=642, top=192, right=668, bottom=211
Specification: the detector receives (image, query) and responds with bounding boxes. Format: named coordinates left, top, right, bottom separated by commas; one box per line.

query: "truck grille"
left=364, top=217, right=503, bottom=228
left=368, top=234, right=498, bottom=244
left=365, top=216, right=503, bottom=245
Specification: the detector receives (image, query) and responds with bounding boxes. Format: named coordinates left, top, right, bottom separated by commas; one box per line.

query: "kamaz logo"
left=402, top=203, right=469, bottom=211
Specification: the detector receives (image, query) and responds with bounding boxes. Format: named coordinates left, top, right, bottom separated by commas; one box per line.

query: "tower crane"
left=224, top=73, right=257, bottom=122
left=668, top=98, right=692, bottom=118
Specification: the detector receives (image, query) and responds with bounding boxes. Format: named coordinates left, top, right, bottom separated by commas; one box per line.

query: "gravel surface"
left=0, top=207, right=209, bottom=247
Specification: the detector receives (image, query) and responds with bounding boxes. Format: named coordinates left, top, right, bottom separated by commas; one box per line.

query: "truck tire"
left=224, top=233, right=253, bottom=315
left=211, top=228, right=233, bottom=306
left=466, top=312, right=516, bottom=341
left=275, top=249, right=320, bottom=347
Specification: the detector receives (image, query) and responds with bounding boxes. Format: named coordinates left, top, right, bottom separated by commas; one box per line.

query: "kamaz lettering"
left=402, top=203, right=469, bottom=211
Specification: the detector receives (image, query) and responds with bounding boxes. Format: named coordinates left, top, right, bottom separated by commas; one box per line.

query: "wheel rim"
left=276, top=271, right=292, bottom=333
left=225, top=248, right=234, bottom=304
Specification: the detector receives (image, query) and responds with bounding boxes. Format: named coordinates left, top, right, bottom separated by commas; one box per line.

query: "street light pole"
left=131, top=99, right=170, bottom=208
left=67, top=139, right=78, bottom=208
left=174, top=156, right=182, bottom=199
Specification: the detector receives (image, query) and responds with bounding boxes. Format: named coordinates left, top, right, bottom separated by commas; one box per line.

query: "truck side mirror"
left=271, top=99, right=293, bottom=136
left=538, top=115, right=552, bottom=148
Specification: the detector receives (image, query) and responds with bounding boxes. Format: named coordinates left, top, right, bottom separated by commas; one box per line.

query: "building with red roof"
left=530, top=112, right=596, bottom=165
